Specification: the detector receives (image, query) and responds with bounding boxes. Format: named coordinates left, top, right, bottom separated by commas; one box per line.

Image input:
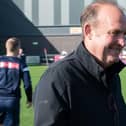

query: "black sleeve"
left=33, top=69, right=70, bottom=126
left=21, top=60, right=32, bottom=102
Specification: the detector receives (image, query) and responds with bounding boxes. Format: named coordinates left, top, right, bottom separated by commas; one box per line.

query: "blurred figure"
left=54, top=50, right=68, bottom=62
left=33, top=1, right=126, bottom=126
left=0, top=37, right=32, bottom=126
left=18, top=48, right=26, bottom=62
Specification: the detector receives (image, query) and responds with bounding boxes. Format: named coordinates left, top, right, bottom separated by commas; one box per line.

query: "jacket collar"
left=75, top=41, right=115, bottom=88
left=76, top=42, right=104, bottom=77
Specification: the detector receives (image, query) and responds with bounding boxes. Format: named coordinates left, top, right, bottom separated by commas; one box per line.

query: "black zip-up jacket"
left=33, top=42, right=125, bottom=126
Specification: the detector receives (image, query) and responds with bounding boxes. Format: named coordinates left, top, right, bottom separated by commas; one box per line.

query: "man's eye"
left=108, top=31, right=118, bottom=36
left=108, top=30, right=126, bottom=40
left=111, top=30, right=121, bottom=35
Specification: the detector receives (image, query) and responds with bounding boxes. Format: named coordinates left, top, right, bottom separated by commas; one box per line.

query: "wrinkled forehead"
left=98, top=5, right=126, bottom=24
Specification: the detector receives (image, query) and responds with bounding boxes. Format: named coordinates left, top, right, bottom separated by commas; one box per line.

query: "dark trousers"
left=0, top=112, right=5, bottom=124
left=0, top=97, right=20, bottom=126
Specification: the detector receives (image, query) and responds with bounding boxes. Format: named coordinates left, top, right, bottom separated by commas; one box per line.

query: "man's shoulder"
left=49, top=55, right=75, bottom=73
left=0, top=56, right=19, bottom=62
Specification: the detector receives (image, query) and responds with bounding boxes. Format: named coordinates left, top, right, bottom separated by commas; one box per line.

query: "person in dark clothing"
left=0, top=37, right=32, bottom=126
left=33, top=1, right=126, bottom=126
left=18, top=48, right=26, bottom=63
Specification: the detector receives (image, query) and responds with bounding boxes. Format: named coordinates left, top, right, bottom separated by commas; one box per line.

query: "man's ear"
left=83, top=24, right=92, bottom=40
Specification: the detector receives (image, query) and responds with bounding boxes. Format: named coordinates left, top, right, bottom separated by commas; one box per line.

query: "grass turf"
left=20, top=65, right=47, bottom=126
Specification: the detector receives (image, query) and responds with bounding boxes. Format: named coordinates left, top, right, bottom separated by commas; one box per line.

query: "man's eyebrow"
left=108, top=29, right=125, bottom=34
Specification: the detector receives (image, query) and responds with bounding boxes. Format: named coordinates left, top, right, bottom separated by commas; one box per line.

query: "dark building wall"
left=46, top=35, right=81, bottom=54
left=0, top=0, right=82, bottom=57
left=0, top=0, right=59, bottom=56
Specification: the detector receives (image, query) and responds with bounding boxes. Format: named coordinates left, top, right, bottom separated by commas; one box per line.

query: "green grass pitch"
left=20, top=65, right=47, bottom=126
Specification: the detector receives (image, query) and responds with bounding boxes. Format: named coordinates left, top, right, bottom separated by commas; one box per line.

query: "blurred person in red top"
left=54, top=51, right=68, bottom=62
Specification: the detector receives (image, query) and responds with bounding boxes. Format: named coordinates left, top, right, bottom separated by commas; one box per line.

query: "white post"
left=44, top=48, right=48, bottom=66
